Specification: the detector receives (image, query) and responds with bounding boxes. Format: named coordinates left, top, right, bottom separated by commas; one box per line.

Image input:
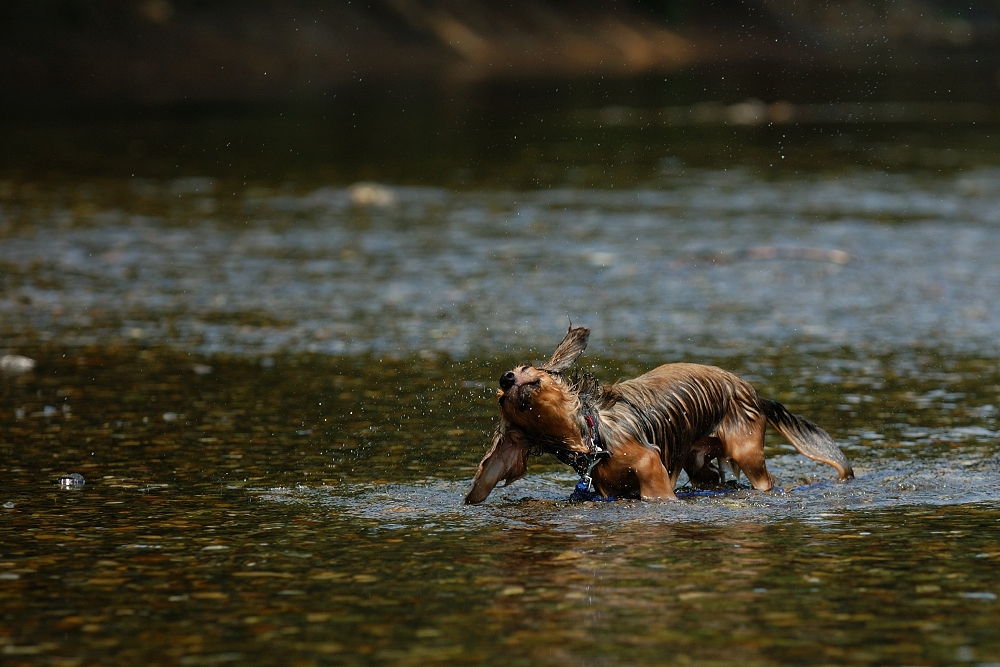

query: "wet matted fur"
left=465, top=326, right=853, bottom=504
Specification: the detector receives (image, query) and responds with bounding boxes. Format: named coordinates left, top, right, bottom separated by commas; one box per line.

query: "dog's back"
left=598, top=363, right=761, bottom=476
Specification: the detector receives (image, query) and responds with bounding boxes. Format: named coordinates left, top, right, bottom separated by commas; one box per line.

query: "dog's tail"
left=761, top=398, right=854, bottom=480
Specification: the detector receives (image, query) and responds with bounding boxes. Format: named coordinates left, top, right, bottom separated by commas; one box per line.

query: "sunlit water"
left=3, top=168, right=1000, bottom=358
left=2, top=166, right=1000, bottom=665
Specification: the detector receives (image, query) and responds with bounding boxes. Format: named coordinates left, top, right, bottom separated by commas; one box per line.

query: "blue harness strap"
left=571, top=484, right=745, bottom=502
left=569, top=480, right=616, bottom=502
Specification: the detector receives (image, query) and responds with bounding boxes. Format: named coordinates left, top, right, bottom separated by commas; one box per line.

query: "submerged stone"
left=58, top=473, right=85, bottom=488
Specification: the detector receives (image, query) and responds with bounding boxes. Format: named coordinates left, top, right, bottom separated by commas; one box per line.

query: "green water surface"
left=2, top=347, right=998, bottom=666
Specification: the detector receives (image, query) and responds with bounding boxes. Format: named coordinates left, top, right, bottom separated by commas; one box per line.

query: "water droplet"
left=58, top=473, right=85, bottom=488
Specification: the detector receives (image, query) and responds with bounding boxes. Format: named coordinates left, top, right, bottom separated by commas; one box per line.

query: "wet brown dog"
left=465, top=327, right=853, bottom=503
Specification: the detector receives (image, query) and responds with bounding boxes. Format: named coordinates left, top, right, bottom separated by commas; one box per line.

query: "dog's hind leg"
left=720, top=457, right=741, bottom=483
left=720, top=416, right=775, bottom=492
left=684, top=436, right=725, bottom=487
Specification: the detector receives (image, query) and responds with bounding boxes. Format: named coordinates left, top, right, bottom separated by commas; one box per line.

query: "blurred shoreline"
left=2, top=0, right=1000, bottom=111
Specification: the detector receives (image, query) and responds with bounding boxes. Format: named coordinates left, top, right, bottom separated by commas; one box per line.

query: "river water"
left=2, top=120, right=1000, bottom=665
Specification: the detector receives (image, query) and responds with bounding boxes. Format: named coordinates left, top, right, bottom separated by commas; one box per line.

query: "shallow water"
left=4, top=168, right=1000, bottom=359
left=2, top=157, right=1000, bottom=664
left=2, top=343, right=999, bottom=666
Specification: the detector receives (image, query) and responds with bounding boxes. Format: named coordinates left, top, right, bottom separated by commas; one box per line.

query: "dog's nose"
left=499, top=370, right=516, bottom=390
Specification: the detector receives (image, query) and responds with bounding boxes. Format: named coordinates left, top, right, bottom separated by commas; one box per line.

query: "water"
left=2, top=347, right=999, bottom=665
left=2, top=121, right=1000, bottom=665
left=4, top=168, right=1000, bottom=358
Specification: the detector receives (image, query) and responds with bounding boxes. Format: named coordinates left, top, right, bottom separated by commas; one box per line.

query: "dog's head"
left=465, top=326, right=591, bottom=504
left=496, top=325, right=589, bottom=427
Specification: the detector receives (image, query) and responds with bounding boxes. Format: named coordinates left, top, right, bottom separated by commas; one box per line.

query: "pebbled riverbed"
left=2, top=165, right=1000, bottom=666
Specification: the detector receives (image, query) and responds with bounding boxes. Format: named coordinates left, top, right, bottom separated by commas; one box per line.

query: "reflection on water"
left=2, top=157, right=1000, bottom=664
left=1, top=345, right=999, bottom=665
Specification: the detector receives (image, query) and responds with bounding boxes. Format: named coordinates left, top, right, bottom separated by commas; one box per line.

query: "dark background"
left=3, top=1, right=1000, bottom=183
left=3, top=0, right=999, bottom=108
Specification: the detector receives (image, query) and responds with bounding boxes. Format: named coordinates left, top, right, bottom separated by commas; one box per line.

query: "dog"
left=465, top=326, right=853, bottom=504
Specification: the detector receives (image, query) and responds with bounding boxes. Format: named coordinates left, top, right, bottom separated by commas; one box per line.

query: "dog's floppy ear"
left=539, top=326, right=590, bottom=373
left=464, top=426, right=529, bottom=505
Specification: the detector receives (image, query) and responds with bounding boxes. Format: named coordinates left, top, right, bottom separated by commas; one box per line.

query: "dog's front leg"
left=598, top=440, right=676, bottom=501
left=464, top=427, right=529, bottom=505
left=634, top=446, right=676, bottom=501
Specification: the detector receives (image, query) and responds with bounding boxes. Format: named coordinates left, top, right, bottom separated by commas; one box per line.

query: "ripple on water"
left=257, top=444, right=1000, bottom=532
left=5, top=169, right=1000, bottom=358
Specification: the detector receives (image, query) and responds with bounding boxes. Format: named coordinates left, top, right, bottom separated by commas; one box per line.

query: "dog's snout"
left=499, top=370, right=516, bottom=390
